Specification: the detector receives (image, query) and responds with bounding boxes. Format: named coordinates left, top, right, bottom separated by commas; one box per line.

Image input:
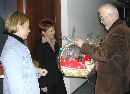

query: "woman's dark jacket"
left=80, top=19, right=130, bottom=94
left=33, top=38, right=63, bottom=88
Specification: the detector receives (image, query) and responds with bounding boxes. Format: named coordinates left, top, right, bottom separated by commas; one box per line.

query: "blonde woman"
left=0, top=12, right=47, bottom=94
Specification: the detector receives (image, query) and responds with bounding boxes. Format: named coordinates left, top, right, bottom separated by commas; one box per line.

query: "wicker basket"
left=61, top=62, right=95, bottom=77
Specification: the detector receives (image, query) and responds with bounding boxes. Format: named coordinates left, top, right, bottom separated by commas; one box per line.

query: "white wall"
left=67, top=0, right=108, bottom=40
left=61, top=0, right=111, bottom=94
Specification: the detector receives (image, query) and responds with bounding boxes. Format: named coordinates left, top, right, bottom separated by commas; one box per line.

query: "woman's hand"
left=38, top=69, right=48, bottom=76
left=41, top=87, right=48, bottom=93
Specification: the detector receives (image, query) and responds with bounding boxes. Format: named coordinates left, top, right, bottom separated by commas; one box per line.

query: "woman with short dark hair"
left=33, top=18, right=67, bottom=94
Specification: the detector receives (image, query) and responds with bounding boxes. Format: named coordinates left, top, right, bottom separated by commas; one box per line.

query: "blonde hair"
left=4, top=11, right=29, bottom=34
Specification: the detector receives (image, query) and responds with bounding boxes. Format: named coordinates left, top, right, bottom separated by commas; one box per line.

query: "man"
left=75, top=3, right=130, bottom=94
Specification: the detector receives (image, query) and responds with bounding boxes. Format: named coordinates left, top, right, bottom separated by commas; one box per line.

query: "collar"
left=108, top=19, right=125, bottom=33
left=8, top=33, right=24, bottom=43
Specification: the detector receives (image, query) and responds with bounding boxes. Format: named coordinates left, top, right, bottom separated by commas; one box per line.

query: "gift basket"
left=57, top=34, right=99, bottom=78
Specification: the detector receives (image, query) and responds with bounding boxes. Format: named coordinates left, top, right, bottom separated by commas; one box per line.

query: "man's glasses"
left=100, top=14, right=110, bottom=21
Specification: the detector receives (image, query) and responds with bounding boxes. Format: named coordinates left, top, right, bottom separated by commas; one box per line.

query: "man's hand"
left=41, top=87, right=48, bottom=93
left=38, top=69, right=48, bottom=76
left=74, top=38, right=85, bottom=48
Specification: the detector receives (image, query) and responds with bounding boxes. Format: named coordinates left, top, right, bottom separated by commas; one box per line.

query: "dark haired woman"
left=33, top=18, right=67, bottom=94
